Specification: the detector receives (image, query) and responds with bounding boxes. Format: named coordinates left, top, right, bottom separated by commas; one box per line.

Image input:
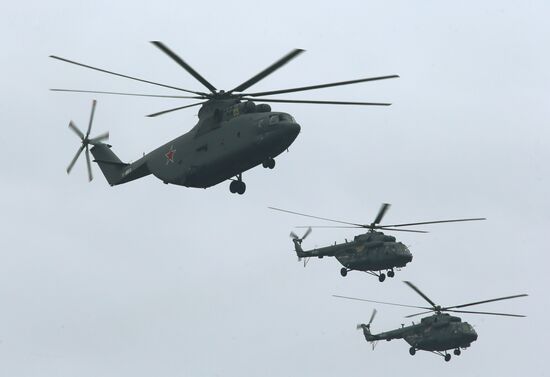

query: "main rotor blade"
left=85, top=146, right=93, bottom=182
left=403, top=281, right=438, bottom=309
left=378, top=227, right=428, bottom=233
left=151, top=41, right=217, bottom=93
left=86, top=100, right=97, bottom=139
left=373, top=203, right=391, bottom=225
left=67, top=145, right=85, bottom=174
left=145, top=101, right=207, bottom=117
left=269, top=207, right=363, bottom=227
left=244, top=74, right=399, bottom=97
left=404, top=310, right=435, bottom=318
left=295, top=225, right=428, bottom=233
left=444, top=309, right=526, bottom=318
left=332, top=295, right=431, bottom=310
left=241, top=97, right=391, bottom=106
left=49, top=55, right=204, bottom=95
left=51, top=88, right=204, bottom=99
left=68, top=121, right=84, bottom=140
left=381, top=218, right=486, bottom=228
left=302, top=227, right=312, bottom=240
left=88, top=131, right=109, bottom=145
left=443, top=294, right=528, bottom=311
left=295, top=225, right=363, bottom=228
left=230, top=49, right=305, bottom=93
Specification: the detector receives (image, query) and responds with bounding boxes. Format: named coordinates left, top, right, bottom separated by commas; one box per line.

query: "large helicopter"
left=334, top=281, right=527, bottom=361
left=52, top=42, right=398, bottom=194
left=270, top=204, right=485, bottom=281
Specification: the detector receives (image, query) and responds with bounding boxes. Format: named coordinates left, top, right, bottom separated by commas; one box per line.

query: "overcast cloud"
left=1, top=1, right=548, bottom=376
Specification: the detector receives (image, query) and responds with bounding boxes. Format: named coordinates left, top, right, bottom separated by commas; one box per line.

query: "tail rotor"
left=66, top=100, right=109, bottom=181
left=290, top=227, right=312, bottom=266
left=357, top=309, right=378, bottom=349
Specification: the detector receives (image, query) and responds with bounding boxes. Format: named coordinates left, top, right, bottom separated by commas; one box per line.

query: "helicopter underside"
left=335, top=248, right=411, bottom=272
left=177, top=122, right=299, bottom=189
left=404, top=331, right=474, bottom=352
left=183, top=137, right=287, bottom=188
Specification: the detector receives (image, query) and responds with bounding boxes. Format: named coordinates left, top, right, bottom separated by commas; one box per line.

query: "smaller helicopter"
left=269, top=204, right=485, bottom=281
left=334, top=281, right=527, bottom=361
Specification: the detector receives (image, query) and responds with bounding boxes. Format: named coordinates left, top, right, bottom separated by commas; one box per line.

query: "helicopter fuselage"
left=91, top=100, right=301, bottom=189
left=295, top=231, right=412, bottom=272
left=363, top=314, right=478, bottom=352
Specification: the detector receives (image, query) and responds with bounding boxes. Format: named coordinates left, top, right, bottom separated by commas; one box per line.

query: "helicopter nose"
left=277, top=121, right=301, bottom=144
left=402, top=246, right=413, bottom=263
left=284, top=121, right=301, bottom=138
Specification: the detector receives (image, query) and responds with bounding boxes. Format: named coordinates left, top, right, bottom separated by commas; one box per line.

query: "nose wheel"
left=340, top=267, right=348, bottom=277
left=229, top=173, right=246, bottom=195
left=262, top=158, right=276, bottom=169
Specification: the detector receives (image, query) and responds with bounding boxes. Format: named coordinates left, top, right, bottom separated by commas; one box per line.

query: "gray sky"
left=1, top=1, right=548, bottom=376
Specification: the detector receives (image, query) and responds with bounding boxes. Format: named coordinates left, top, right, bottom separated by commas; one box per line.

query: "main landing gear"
left=411, top=348, right=459, bottom=361
left=229, top=173, right=246, bottom=195
left=262, top=157, right=276, bottom=169
left=340, top=268, right=393, bottom=280
left=429, top=350, right=454, bottom=361
left=362, top=269, right=396, bottom=282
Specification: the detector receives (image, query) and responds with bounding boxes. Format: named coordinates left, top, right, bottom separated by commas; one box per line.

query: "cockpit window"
left=279, top=113, right=295, bottom=122
left=269, top=115, right=279, bottom=125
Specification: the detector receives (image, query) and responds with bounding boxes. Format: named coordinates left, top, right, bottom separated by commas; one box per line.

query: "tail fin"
left=292, top=238, right=307, bottom=258
left=90, top=144, right=128, bottom=186
left=289, top=227, right=311, bottom=261
left=357, top=324, right=376, bottom=342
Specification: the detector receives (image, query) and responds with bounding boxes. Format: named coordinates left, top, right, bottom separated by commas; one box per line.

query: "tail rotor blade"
left=290, top=231, right=299, bottom=240
left=356, top=324, right=364, bottom=330
left=368, top=309, right=377, bottom=326
left=67, top=145, right=85, bottom=174
left=302, top=226, right=312, bottom=240
left=86, top=100, right=97, bottom=139
left=85, top=145, right=93, bottom=182
left=68, top=121, right=84, bottom=140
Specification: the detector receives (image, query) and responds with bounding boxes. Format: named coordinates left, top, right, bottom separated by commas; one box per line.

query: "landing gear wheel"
left=262, top=158, right=275, bottom=169
left=229, top=175, right=246, bottom=195
left=236, top=181, right=246, bottom=195
left=378, top=273, right=386, bottom=282
left=387, top=269, right=395, bottom=278
left=444, top=354, right=451, bottom=362
left=340, top=268, right=348, bottom=277
left=409, top=347, right=416, bottom=356
left=229, top=181, right=238, bottom=193
left=454, top=349, right=461, bottom=356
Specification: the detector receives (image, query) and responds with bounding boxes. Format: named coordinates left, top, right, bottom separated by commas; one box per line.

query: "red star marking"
left=165, top=145, right=176, bottom=164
